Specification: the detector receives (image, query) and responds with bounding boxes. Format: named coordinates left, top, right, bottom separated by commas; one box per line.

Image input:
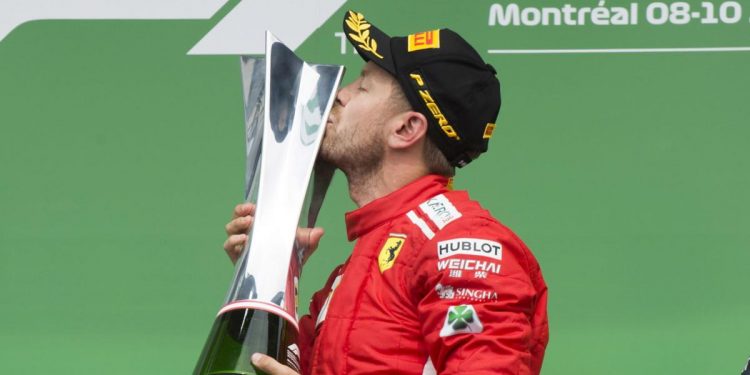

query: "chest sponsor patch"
left=377, top=234, right=407, bottom=273
left=419, top=194, right=462, bottom=230
left=439, top=304, right=484, bottom=337
left=437, top=258, right=501, bottom=277
left=437, top=238, right=502, bottom=260
left=435, top=283, right=498, bottom=302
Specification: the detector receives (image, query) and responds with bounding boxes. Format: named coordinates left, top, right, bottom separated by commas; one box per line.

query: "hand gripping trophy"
left=193, top=32, right=344, bottom=375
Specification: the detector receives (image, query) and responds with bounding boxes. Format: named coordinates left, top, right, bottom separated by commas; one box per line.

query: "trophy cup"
left=194, top=32, right=344, bottom=375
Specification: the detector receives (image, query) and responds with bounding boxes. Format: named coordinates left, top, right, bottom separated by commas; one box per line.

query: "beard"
left=319, top=114, right=384, bottom=178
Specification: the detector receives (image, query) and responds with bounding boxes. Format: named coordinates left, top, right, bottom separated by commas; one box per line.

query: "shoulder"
left=396, top=190, right=540, bottom=289
left=401, top=189, right=527, bottom=253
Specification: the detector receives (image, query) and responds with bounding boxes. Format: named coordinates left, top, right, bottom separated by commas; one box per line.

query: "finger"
left=225, top=216, right=253, bottom=235
left=223, top=234, right=247, bottom=262
left=223, top=234, right=248, bottom=252
left=308, top=227, right=324, bottom=250
left=251, top=353, right=298, bottom=375
left=296, top=227, right=324, bottom=266
left=295, top=227, right=324, bottom=250
left=232, top=202, right=256, bottom=219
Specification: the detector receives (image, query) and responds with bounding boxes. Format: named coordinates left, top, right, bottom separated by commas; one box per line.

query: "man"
left=223, top=10, right=548, bottom=375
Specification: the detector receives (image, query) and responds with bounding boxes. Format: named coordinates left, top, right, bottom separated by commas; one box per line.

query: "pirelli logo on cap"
left=408, top=30, right=441, bottom=52
left=483, top=123, right=496, bottom=139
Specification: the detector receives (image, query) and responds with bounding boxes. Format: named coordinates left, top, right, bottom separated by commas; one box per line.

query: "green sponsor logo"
left=448, top=305, right=475, bottom=330
left=439, top=304, right=484, bottom=337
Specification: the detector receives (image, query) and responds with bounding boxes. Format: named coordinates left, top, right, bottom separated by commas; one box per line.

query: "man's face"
left=320, top=62, right=402, bottom=174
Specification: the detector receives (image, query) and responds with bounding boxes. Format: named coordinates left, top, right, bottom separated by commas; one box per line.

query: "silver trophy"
left=194, top=32, right=344, bottom=375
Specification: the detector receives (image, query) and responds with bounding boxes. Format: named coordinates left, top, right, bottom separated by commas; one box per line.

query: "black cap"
left=343, top=10, right=501, bottom=167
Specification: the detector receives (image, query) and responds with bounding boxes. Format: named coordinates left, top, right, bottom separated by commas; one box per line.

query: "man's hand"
left=223, top=202, right=325, bottom=264
left=223, top=203, right=255, bottom=263
left=251, top=353, right=299, bottom=375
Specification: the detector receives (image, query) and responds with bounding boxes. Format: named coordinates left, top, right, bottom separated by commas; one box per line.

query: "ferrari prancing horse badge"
left=378, top=234, right=407, bottom=273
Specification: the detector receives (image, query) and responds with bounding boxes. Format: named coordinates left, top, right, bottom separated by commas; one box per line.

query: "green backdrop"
left=1, top=1, right=748, bottom=373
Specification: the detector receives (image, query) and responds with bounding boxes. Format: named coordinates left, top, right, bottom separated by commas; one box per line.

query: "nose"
left=334, top=92, right=345, bottom=108
left=335, top=82, right=355, bottom=107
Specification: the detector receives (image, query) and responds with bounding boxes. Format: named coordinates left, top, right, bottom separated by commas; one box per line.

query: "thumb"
left=308, top=227, right=324, bottom=250
left=251, top=353, right=298, bottom=375
left=296, top=227, right=324, bottom=266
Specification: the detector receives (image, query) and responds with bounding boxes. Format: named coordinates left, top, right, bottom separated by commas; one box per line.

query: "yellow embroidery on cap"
left=409, top=73, right=424, bottom=86
left=378, top=235, right=406, bottom=273
left=408, top=30, right=441, bottom=52
left=410, top=73, right=460, bottom=141
left=483, top=123, right=496, bottom=139
left=346, top=11, right=383, bottom=59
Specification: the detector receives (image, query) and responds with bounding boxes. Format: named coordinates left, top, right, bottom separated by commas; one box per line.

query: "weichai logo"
left=437, top=258, right=501, bottom=275
left=409, top=73, right=460, bottom=140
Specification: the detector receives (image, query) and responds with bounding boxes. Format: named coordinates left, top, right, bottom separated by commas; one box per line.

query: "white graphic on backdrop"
left=189, top=0, right=346, bottom=55
left=0, top=0, right=345, bottom=55
left=0, top=0, right=226, bottom=43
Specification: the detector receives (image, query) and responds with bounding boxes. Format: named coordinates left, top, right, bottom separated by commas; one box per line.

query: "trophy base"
left=194, top=309, right=291, bottom=375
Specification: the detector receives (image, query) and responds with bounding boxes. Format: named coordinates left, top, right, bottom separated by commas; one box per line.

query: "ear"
left=386, top=111, right=429, bottom=150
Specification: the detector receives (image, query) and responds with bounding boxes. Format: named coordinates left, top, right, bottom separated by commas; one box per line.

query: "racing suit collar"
left=345, top=174, right=450, bottom=241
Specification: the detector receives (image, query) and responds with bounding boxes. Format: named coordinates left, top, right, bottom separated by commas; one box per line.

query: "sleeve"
left=411, top=217, right=544, bottom=375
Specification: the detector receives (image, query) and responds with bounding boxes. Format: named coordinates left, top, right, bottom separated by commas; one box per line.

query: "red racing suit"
left=297, top=174, right=548, bottom=374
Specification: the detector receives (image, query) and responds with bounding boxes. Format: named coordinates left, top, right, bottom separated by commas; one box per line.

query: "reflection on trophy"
left=194, top=32, right=344, bottom=375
